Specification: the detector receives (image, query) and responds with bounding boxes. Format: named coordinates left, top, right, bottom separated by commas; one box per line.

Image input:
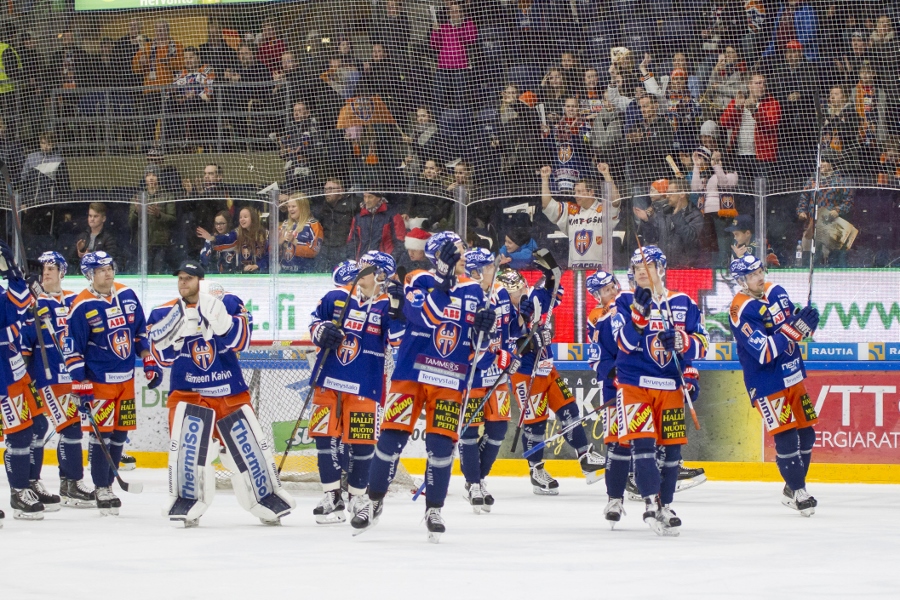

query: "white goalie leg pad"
left=217, top=405, right=296, bottom=523
left=163, top=402, right=218, bottom=523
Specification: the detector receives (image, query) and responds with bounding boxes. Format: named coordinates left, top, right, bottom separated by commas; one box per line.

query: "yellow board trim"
left=26, top=452, right=900, bottom=484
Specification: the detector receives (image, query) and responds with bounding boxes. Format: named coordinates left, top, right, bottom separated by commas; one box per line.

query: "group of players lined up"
left=0, top=227, right=821, bottom=541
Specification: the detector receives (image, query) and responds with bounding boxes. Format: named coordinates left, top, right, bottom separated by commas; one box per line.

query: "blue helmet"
left=463, top=247, right=494, bottom=277
left=38, top=251, right=68, bottom=277
left=80, top=251, right=115, bottom=279
left=359, top=250, right=396, bottom=278
left=424, top=231, right=462, bottom=266
left=586, top=269, right=620, bottom=298
left=332, top=260, right=359, bottom=286
left=730, top=254, right=764, bottom=288
left=627, top=245, right=666, bottom=289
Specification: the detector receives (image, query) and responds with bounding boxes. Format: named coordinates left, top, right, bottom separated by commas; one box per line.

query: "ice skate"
left=603, top=497, right=625, bottom=529
left=481, top=479, right=495, bottom=513
left=347, top=494, right=365, bottom=518
left=11, top=488, right=45, bottom=520
left=95, top=486, right=121, bottom=516
left=675, top=462, right=707, bottom=493
left=642, top=496, right=680, bottom=537
left=625, top=474, right=642, bottom=502
left=351, top=495, right=383, bottom=536
left=530, top=462, right=560, bottom=496
left=313, top=489, right=346, bottom=525
left=119, top=453, right=137, bottom=471
left=782, top=486, right=816, bottom=517
left=29, top=479, right=61, bottom=512
left=60, top=478, right=97, bottom=508
left=578, top=444, right=606, bottom=484
left=464, top=482, right=485, bottom=514
left=424, top=507, right=446, bottom=543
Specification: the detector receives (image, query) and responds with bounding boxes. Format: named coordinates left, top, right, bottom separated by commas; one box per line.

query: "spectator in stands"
left=626, top=94, right=674, bottom=187
left=797, top=153, right=855, bottom=266
left=371, top=0, right=411, bottom=68
left=853, top=64, right=887, bottom=172
left=0, top=115, right=25, bottom=184
left=198, top=206, right=268, bottom=274
left=407, top=160, right=454, bottom=231
left=559, top=51, right=580, bottom=93
left=336, top=37, right=361, bottom=72
left=74, top=202, right=119, bottom=266
left=256, top=20, right=285, bottom=75
left=172, top=46, right=215, bottom=150
left=182, top=163, right=232, bottom=256
left=446, top=161, right=480, bottom=225
left=706, top=46, right=747, bottom=112
left=692, top=146, right=739, bottom=270
left=540, top=67, right=569, bottom=125
left=868, top=15, right=897, bottom=84
left=315, top=52, right=360, bottom=127
left=199, top=17, right=238, bottom=77
left=223, top=44, right=269, bottom=140
left=633, top=178, right=704, bottom=268
left=588, top=91, right=624, bottom=169
left=504, top=0, right=550, bottom=65
left=53, top=30, right=91, bottom=90
left=670, top=52, right=702, bottom=101
left=544, top=96, right=593, bottom=194
left=16, top=31, right=49, bottom=144
left=360, top=43, right=404, bottom=112
left=278, top=194, right=323, bottom=273
left=640, top=57, right=701, bottom=155
left=492, top=85, right=540, bottom=178
left=279, top=101, right=323, bottom=194
left=580, top=68, right=604, bottom=113
left=398, top=226, right=432, bottom=272
left=400, top=107, right=439, bottom=178
left=410, top=158, right=445, bottom=197
left=720, top=73, right=781, bottom=182
left=144, top=146, right=184, bottom=195
left=822, top=85, right=860, bottom=172
left=132, top=20, right=185, bottom=145
left=697, top=1, right=744, bottom=84
left=197, top=210, right=237, bottom=273
left=113, top=19, right=145, bottom=89
left=742, top=0, right=769, bottom=64
left=836, top=31, right=873, bottom=87
left=430, top=3, right=477, bottom=110
left=725, top=213, right=780, bottom=267
left=499, top=227, right=536, bottom=269
left=348, top=191, right=406, bottom=260
left=129, top=166, right=176, bottom=274
left=764, top=0, right=819, bottom=62
left=311, top=178, right=356, bottom=271
left=19, top=131, right=70, bottom=206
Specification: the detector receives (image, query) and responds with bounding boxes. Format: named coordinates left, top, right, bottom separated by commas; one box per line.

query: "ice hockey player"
left=728, top=254, right=819, bottom=516
left=307, top=250, right=398, bottom=524
left=502, top=267, right=606, bottom=495
left=21, top=251, right=95, bottom=508
left=612, top=245, right=708, bottom=536
left=0, top=240, right=45, bottom=521
left=458, top=248, right=521, bottom=513
left=352, top=231, right=495, bottom=542
left=66, top=251, right=162, bottom=515
left=148, top=260, right=295, bottom=527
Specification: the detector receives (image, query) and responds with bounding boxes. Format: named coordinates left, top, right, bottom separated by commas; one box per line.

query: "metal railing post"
left=755, top=176, right=766, bottom=270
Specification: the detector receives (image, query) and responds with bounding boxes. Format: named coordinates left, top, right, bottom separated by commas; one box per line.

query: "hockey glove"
left=198, top=293, right=234, bottom=338
left=0, top=240, right=23, bottom=280
left=496, top=349, right=521, bottom=374
left=683, top=366, right=700, bottom=403
left=26, top=273, right=44, bottom=297
left=387, top=280, right=405, bottom=320
left=72, top=381, right=94, bottom=414
left=433, top=241, right=461, bottom=291
left=313, top=321, right=345, bottom=350
left=143, top=355, right=163, bottom=390
left=518, top=295, right=536, bottom=324
left=658, top=329, right=690, bottom=354
left=794, top=306, right=820, bottom=338
left=553, top=285, right=565, bottom=308
left=631, top=286, right=653, bottom=329
left=473, top=308, right=497, bottom=335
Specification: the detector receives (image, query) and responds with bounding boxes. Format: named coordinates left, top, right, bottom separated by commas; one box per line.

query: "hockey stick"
left=277, top=264, right=377, bottom=475
left=522, top=398, right=615, bottom=458
left=806, top=90, right=827, bottom=309
left=634, top=233, right=700, bottom=430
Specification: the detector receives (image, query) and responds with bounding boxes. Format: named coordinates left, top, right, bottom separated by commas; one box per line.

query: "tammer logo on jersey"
left=434, top=323, right=460, bottom=358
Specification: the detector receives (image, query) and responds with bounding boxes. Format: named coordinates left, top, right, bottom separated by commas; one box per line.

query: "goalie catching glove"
left=197, top=293, right=234, bottom=339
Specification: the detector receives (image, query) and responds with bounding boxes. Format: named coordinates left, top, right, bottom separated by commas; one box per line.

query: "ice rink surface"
left=1, top=469, right=897, bottom=600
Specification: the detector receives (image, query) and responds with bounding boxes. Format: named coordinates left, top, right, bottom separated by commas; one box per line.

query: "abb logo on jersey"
left=345, top=319, right=364, bottom=332
left=108, top=316, right=126, bottom=328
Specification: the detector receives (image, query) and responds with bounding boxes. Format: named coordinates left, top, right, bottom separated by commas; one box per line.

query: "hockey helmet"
left=730, top=255, right=765, bottom=289
left=497, top=268, right=527, bottom=294
left=627, top=245, right=666, bottom=288
left=332, top=260, right=360, bottom=286
left=586, top=269, right=620, bottom=301
left=359, top=250, right=396, bottom=279
left=424, top=231, right=463, bottom=266
left=38, top=251, right=68, bottom=277
left=463, top=247, right=495, bottom=279
left=80, top=251, right=115, bottom=279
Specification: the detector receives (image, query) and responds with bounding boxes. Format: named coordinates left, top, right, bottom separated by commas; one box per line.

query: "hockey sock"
left=479, top=420, right=508, bottom=479
left=339, top=440, right=350, bottom=473
left=29, top=414, right=49, bottom=480
left=605, top=443, right=631, bottom=498
left=368, top=429, right=409, bottom=500
left=631, top=437, right=661, bottom=498
left=773, top=429, right=806, bottom=491
left=522, top=421, right=547, bottom=465
left=57, top=422, right=84, bottom=480
left=4, top=428, right=32, bottom=489
left=424, top=432, right=454, bottom=509
left=315, top=436, right=342, bottom=490
left=659, top=444, right=682, bottom=505
left=88, top=432, right=111, bottom=487
left=458, top=426, right=481, bottom=484
left=346, top=443, right=374, bottom=492
left=556, top=402, right=590, bottom=455
left=107, top=429, right=129, bottom=485
left=798, top=426, right=815, bottom=476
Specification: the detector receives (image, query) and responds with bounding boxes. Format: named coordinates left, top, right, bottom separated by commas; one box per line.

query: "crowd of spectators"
left=2, top=1, right=900, bottom=274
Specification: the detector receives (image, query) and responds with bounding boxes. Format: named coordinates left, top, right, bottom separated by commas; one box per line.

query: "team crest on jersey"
left=281, top=243, right=296, bottom=261
left=649, top=335, right=672, bottom=368
left=190, top=338, right=216, bottom=371
left=107, top=329, right=132, bottom=360
left=434, top=323, right=460, bottom=358
left=557, top=143, right=574, bottom=164
left=350, top=97, right=374, bottom=123
left=336, top=335, right=360, bottom=366
left=574, top=230, right=592, bottom=255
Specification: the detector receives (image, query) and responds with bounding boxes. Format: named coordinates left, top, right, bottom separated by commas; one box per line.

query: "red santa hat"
left=405, top=227, right=431, bottom=251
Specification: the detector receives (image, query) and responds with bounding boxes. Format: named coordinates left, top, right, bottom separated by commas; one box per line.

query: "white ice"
left=1, top=470, right=897, bottom=600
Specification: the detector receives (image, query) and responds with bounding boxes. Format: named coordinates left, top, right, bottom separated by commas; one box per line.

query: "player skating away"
left=458, top=248, right=521, bottom=513
left=20, top=252, right=95, bottom=508
left=148, top=261, right=294, bottom=527
left=612, top=246, right=708, bottom=536
left=352, top=232, right=495, bottom=542
left=0, top=240, right=45, bottom=521
left=504, top=267, right=606, bottom=495
left=307, top=251, right=399, bottom=524
left=728, top=255, right=819, bottom=516
left=66, top=251, right=162, bottom=516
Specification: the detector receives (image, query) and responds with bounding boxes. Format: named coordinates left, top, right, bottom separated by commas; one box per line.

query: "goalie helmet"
left=359, top=250, right=396, bottom=279
left=424, top=231, right=462, bottom=266
left=463, top=247, right=494, bottom=278
left=627, top=245, right=666, bottom=288
left=586, top=269, right=620, bottom=300
left=80, top=251, right=115, bottom=279
left=497, top=268, right=527, bottom=294
left=332, top=260, right=359, bottom=286
left=38, top=251, right=68, bottom=277
left=730, top=255, right=764, bottom=290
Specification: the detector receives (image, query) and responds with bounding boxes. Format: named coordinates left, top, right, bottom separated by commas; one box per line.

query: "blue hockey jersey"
left=612, top=290, right=708, bottom=390
left=0, top=278, right=34, bottom=395
left=21, top=290, right=77, bottom=387
left=515, top=284, right=557, bottom=378
left=728, top=282, right=806, bottom=401
left=472, top=282, right=519, bottom=389
left=586, top=303, right=618, bottom=400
